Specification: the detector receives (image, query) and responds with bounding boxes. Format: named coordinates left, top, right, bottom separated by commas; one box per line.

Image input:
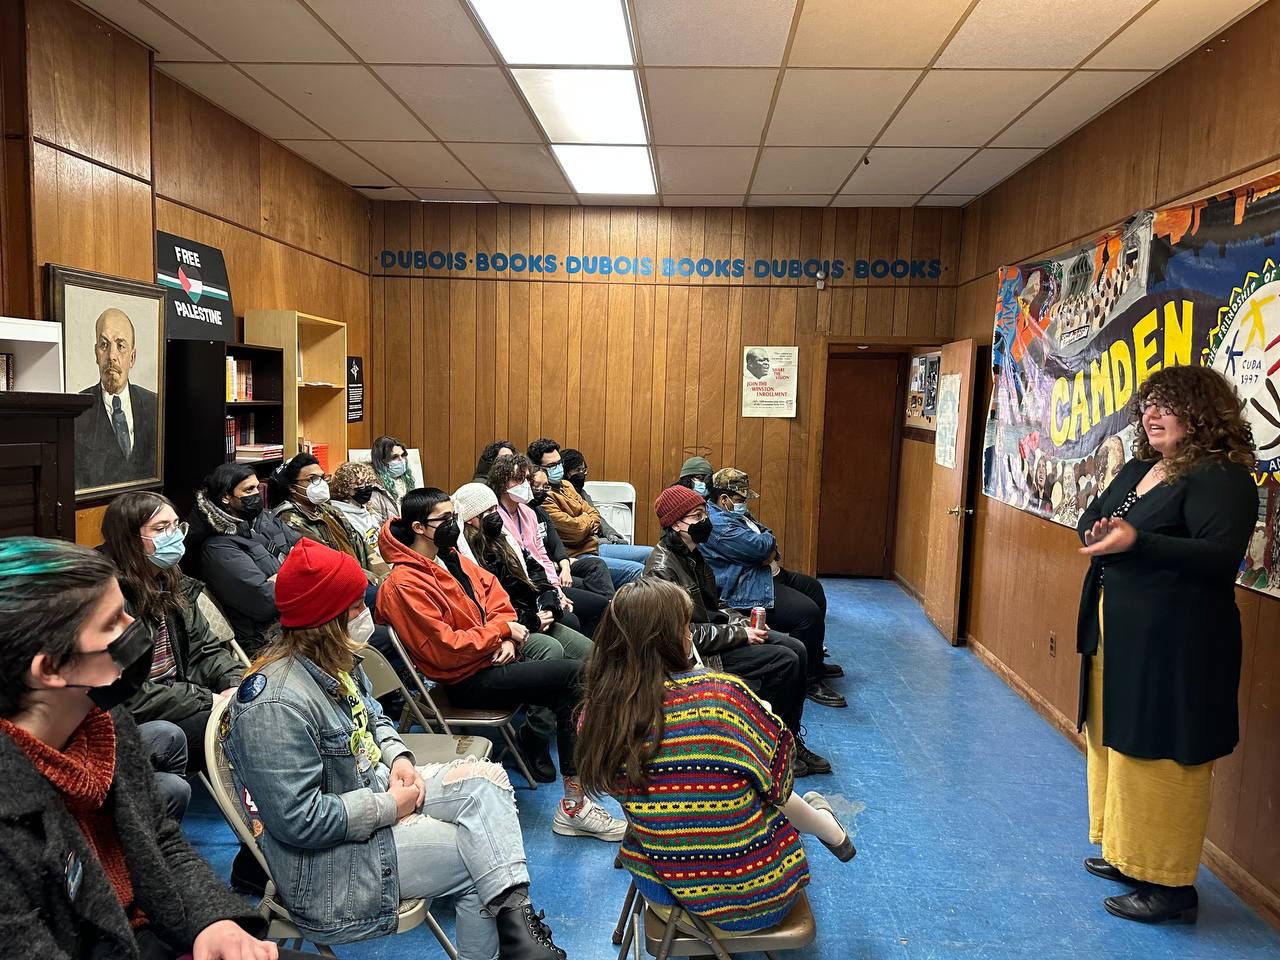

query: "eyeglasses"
left=298, top=474, right=332, bottom=485
left=425, top=513, right=457, bottom=527
left=143, top=520, right=188, bottom=540
left=1139, top=400, right=1174, bottom=416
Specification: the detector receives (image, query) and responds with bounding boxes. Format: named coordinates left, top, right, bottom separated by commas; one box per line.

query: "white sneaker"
left=552, top=797, right=626, bottom=841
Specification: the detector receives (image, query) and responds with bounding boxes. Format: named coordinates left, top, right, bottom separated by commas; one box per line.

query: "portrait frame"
left=49, top=264, right=167, bottom=503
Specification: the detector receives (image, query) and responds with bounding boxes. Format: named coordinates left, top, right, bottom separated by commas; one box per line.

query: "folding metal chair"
left=204, top=697, right=457, bottom=958
left=382, top=625, right=540, bottom=789
left=584, top=480, right=637, bottom=544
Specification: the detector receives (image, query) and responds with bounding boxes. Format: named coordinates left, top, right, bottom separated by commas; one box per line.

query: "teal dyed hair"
left=0, top=536, right=119, bottom=715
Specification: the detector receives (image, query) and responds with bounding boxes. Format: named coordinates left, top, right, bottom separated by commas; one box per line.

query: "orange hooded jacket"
left=376, top=520, right=518, bottom=684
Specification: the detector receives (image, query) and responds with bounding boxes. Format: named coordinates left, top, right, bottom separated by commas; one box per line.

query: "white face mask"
left=305, top=478, right=331, bottom=506
left=348, top=607, right=375, bottom=647
left=509, top=480, right=533, bottom=504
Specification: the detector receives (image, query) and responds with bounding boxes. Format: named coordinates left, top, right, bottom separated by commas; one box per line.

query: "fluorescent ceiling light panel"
left=513, top=69, right=646, bottom=144
left=553, top=145, right=655, bottom=194
left=468, top=0, right=633, bottom=65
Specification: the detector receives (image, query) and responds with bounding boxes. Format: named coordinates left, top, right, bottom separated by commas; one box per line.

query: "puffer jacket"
left=643, top=529, right=749, bottom=670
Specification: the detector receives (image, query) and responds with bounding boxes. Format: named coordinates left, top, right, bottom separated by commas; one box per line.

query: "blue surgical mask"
left=387, top=460, right=407, bottom=478
left=144, top=527, right=186, bottom=569
left=547, top=464, right=565, bottom=484
left=692, top=479, right=707, bottom=497
left=732, top=501, right=749, bottom=516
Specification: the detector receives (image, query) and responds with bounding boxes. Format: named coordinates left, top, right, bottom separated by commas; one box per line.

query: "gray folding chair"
left=382, top=624, right=540, bottom=789
left=204, top=696, right=457, bottom=958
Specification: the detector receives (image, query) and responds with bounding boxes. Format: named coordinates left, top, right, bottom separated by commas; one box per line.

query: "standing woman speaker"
left=1076, top=365, right=1258, bottom=924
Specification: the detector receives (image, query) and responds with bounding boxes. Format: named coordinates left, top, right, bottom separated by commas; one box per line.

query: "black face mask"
left=352, top=486, right=376, bottom=506
left=481, top=512, right=505, bottom=537
left=432, top=517, right=461, bottom=552
left=66, top=620, right=154, bottom=711
left=686, top=518, right=713, bottom=544
left=568, top=473, right=588, bottom=492
left=532, top=490, right=549, bottom=506
left=233, top=493, right=264, bottom=519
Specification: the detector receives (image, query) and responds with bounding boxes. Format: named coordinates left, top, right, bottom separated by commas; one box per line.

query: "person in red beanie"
left=225, top=538, right=567, bottom=960
left=643, top=485, right=832, bottom=777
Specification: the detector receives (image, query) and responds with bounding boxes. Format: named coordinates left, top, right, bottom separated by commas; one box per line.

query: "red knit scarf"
left=0, top=710, right=144, bottom=925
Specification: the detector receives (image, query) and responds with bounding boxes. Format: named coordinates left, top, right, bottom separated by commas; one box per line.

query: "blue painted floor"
left=184, top=579, right=1280, bottom=958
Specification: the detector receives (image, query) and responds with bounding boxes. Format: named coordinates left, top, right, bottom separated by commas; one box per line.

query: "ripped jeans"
left=393, top=757, right=529, bottom=960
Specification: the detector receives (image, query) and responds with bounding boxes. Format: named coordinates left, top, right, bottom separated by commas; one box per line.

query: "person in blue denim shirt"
left=225, top=538, right=565, bottom=960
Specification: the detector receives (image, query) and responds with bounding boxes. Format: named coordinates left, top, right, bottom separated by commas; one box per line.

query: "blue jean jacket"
left=224, top=655, right=414, bottom=944
left=699, top=505, right=777, bottom=610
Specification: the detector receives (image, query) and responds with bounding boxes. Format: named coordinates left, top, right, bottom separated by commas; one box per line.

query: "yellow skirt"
left=1085, top=599, right=1214, bottom=887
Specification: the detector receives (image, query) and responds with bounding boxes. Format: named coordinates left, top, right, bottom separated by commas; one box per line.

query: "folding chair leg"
left=615, top=892, right=641, bottom=960
left=425, top=910, right=459, bottom=960
left=654, top=911, right=679, bottom=960
left=685, top=913, right=733, bottom=960
left=613, top=880, right=638, bottom=945
left=499, top=723, right=539, bottom=790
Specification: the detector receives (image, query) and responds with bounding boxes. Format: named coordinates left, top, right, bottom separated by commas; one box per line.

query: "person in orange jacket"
left=376, top=487, right=626, bottom=843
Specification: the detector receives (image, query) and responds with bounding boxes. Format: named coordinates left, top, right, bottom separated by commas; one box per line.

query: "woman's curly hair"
left=485, top=453, right=532, bottom=497
left=1131, top=365, right=1256, bottom=482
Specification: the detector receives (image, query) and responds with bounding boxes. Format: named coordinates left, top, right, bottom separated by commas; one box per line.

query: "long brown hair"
left=251, top=609, right=364, bottom=680
left=575, top=579, right=695, bottom=798
left=101, top=491, right=182, bottom=623
left=463, top=519, right=529, bottom=584
left=1132, top=366, right=1256, bottom=482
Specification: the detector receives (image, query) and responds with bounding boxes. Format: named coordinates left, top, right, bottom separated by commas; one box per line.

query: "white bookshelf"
left=0, top=317, right=64, bottom=392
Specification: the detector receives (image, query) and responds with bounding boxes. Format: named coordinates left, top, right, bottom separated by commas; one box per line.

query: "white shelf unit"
left=0, top=317, right=64, bottom=392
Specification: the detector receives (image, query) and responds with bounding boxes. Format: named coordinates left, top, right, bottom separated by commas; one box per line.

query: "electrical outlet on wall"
left=1048, top=631, right=1057, bottom=657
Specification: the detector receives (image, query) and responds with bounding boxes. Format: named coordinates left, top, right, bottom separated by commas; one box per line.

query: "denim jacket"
left=699, top=505, right=777, bottom=610
left=224, top=654, right=415, bottom=944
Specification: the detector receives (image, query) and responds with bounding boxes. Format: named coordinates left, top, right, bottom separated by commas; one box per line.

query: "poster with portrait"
left=935, top=373, right=961, bottom=469
left=742, top=345, right=799, bottom=418
left=50, top=266, right=167, bottom=501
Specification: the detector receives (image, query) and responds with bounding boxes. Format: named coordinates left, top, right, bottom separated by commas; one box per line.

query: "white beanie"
left=453, top=482, right=498, bottom=524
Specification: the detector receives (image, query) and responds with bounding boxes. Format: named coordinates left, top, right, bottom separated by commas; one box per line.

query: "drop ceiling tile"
left=636, top=0, right=797, bottom=66
left=410, top=188, right=497, bottom=202
left=934, top=148, right=1041, bottom=194
left=306, top=0, right=493, bottom=64
left=766, top=70, right=917, bottom=145
left=919, top=194, right=975, bottom=206
left=358, top=186, right=418, bottom=201
left=280, top=140, right=395, bottom=186
left=880, top=70, right=1064, bottom=146
left=656, top=147, right=758, bottom=195
left=345, top=142, right=481, bottom=189
left=375, top=66, right=541, bottom=142
left=664, top=195, right=746, bottom=206
left=447, top=143, right=571, bottom=193
left=937, top=0, right=1149, bottom=68
left=1086, top=0, right=1262, bottom=69
left=152, top=0, right=353, bottom=62
left=751, top=147, right=863, bottom=194
left=494, top=192, right=579, bottom=205
left=513, top=69, right=647, bottom=144
left=747, top=195, right=832, bottom=206
left=993, top=70, right=1152, bottom=147
left=841, top=147, right=973, bottom=194
left=832, top=194, right=921, bottom=207
left=79, top=0, right=218, bottom=60
left=158, top=64, right=326, bottom=138
left=242, top=64, right=429, bottom=140
left=789, top=0, right=973, bottom=67
left=645, top=69, right=777, bottom=145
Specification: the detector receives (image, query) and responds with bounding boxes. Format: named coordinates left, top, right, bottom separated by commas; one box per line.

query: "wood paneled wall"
left=368, top=202, right=960, bottom=553
left=19, top=0, right=371, bottom=544
left=947, top=0, right=1280, bottom=924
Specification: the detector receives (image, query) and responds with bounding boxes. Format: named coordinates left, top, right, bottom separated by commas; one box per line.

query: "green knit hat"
left=679, top=456, right=713, bottom=479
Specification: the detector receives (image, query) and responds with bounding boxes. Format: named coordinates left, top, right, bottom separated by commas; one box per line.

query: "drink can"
left=750, top=606, right=767, bottom=630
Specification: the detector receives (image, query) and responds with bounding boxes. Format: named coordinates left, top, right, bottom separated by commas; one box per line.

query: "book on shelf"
left=235, top=443, right=283, bottom=464
left=301, top=440, right=329, bottom=473
left=0, top=353, right=13, bottom=390
left=224, top=416, right=236, bottom=462
left=226, top=357, right=255, bottom=401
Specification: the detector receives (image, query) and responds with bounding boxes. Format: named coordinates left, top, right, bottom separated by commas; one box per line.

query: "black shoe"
left=795, top=741, right=832, bottom=776
left=495, top=903, right=567, bottom=959
left=1085, top=857, right=1138, bottom=885
left=819, top=662, right=844, bottom=679
left=792, top=754, right=810, bottom=778
left=229, top=844, right=267, bottom=899
left=801, top=791, right=856, bottom=862
left=1104, top=884, right=1198, bottom=924
left=516, top=728, right=557, bottom=784
left=805, top=680, right=847, bottom=708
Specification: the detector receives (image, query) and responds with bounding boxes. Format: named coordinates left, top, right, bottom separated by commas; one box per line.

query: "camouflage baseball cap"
left=712, top=467, right=758, bottom=499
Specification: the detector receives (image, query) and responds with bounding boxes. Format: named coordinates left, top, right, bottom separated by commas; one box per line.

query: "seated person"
left=675, top=456, right=714, bottom=498
left=376, top=488, right=625, bottom=841
left=139, top=718, right=193, bottom=822
left=527, top=437, right=650, bottom=587
left=577, top=578, right=854, bottom=936
left=645, top=485, right=832, bottom=776
left=330, top=460, right=393, bottom=580
left=186, top=462, right=301, bottom=655
left=561, top=448, right=640, bottom=547
left=473, top=438, right=519, bottom=483
left=531, top=467, right=615, bottom=605
left=102, top=492, right=244, bottom=766
left=0, top=536, right=279, bottom=960
left=369, top=435, right=415, bottom=525
left=701, top=467, right=845, bottom=708
left=485, top=455, right=572, bottom=610
left=270, top=454, right=382, bottom=583
left=226, top=539, right=565, bottom=959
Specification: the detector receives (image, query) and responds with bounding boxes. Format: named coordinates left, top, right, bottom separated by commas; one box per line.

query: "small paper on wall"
left=742, top=345, right=798, bottom=418
left=935, top=372, right=961, bottom=469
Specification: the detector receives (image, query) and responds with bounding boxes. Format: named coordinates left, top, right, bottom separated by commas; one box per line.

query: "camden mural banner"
left=983, top=173, right=1280, bottom=598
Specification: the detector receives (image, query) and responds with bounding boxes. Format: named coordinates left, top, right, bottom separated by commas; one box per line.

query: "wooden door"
left=923, top=339, right=978, bottom=642
left=817, top=355, right=903, bottom=577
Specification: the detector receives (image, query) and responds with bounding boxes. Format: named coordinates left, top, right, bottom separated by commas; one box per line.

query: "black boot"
left=1104, top=884, right=1198, bottom=924
left=516, top=726, right=557, bottom=784
left=794, top=740, right=832, bottom=776
left=1084, top=857, right=1138, bottom=885
left=495, top=903, right=567, bottom=959
left=229, top=844, right=268, bottom=898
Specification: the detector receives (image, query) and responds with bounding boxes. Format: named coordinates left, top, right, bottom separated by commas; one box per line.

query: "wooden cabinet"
left=0, top=391, right=92, bottom=539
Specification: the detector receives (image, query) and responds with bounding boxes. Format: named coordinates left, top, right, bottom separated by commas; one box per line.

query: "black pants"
left=444, top=658, right=582, bottom=777
left=766, top=568, right=828, bottom=679
left=562, top=587, right=607, bottom=636
left=569, top=555, right=615, bottom=598
left=718, top=631, right=806, bottom=734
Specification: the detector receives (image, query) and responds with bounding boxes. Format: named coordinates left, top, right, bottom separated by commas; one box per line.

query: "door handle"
left=947, top=506, right=974, bottom=516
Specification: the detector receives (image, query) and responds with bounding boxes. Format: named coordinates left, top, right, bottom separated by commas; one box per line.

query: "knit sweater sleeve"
left=705, top=674, right=795, bottom=805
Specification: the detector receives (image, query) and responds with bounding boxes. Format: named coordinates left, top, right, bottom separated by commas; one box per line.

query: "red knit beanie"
left=275, top=538, right=367, bottom=629
left=655, top=484, right=707, bottom=529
